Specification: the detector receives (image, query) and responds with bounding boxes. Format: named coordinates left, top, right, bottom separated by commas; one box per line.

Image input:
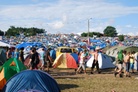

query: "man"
left=91, top=47, right=100, bottom=74
left=45, top=48, right=52, bottom=72
left=114, top=50, right=124, bottom=77
left=28, top=47, right=40, bottom=70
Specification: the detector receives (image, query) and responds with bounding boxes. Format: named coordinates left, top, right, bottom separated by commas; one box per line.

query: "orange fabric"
left=0, top=78, right=6, bottom=90
left=66, top=53, right=77, bottom=69
left=0, top=68, right=6, bottom=90
left=10, top=61, right=16, bottom=66
left=0, top=68, right=4, bottom=81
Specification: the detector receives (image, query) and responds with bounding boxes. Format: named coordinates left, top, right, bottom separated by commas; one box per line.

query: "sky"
left=0, top=0, right=138, bottom=35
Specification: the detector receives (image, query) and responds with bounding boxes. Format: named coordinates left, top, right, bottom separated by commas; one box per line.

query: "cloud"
left=0, top=0, right=138, bottom=35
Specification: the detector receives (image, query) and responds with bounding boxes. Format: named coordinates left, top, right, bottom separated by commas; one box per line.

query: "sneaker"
left=98, top=71, right=101, bottom=74
left=91, top=72, right=93, bottom=74
left=119, top=74, right=123, bottom=78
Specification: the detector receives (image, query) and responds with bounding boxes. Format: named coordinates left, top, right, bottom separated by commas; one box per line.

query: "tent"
left=2, top=70, right=60, bottom=92
left=86, top=53, right=115, bottom=69
left=124, top=46, right=138, bottom=53
left=53, top=53, right=78, bottom=69
left=0, top=49, right=7, bottom=66
left=71, top=53, right=79, bottom=64
left=0, top=58, right=26, bottom=90
left=106, top=45, right=128, bottom=62
left=0, top=41, right=12, bottom=48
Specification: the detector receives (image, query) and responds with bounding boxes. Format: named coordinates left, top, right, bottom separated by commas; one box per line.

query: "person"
left=6, top=48, right=12, bottom=60
left=45, top=48, right=52, bottom=72
left=14, top=48, right=20, bottom=59
left=129, top=51, right=136, bottom=73
left=114, top=50, right=124, bottom=78
left=124, top=52, right=130, bottom=77
left=91, top=47, right=100, bottom=74
left=76, top=50, right=87, bottom=74
left=39, top=48, right=45, bottom=70
left=19, top=47, right=25, bottom=63
left=28, top=47, right=40, bottom=70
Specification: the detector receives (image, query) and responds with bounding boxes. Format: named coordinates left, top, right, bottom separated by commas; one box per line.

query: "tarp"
left=2, top=70, right=60, bottom=92
left=53, top=53, right=78, bottom=69
left=86, top=53, right=115, bottom=69
left=0, top=58, right=26, bottom=90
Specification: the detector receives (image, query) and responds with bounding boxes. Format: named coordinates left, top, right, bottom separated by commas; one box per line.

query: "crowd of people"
left=114, top=50, right=138, bottom=78
left=5, top=46, right=138, bottom=78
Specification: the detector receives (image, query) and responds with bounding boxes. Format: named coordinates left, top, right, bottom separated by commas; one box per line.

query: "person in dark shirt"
left=28, top=47, right=40, bottom=70
left=19, top=47, right=25, bottom=63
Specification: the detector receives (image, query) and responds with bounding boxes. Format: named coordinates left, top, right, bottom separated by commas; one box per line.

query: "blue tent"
left=50, top=49, right=56, bottom=60
left=16, top=42, right=31, bottom=49
left=71, top=53, right=79, bottom=64
left=2, top=70, right=60, bottom=92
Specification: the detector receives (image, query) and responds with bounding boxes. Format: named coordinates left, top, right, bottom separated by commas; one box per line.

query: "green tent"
left=0, top=49, right=7, bottom=66
left=0, top=58, right=26, bottom=90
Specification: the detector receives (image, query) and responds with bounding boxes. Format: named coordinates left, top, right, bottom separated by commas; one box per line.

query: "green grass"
left=51, top=69, right=138, bottom=92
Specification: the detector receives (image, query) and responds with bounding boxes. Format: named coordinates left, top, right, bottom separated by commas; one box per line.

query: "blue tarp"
left=2, top=70, right=60, bottom=92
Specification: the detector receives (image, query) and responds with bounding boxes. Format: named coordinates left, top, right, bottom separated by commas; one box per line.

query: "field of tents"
left=0, top=42, right=138, bottom=91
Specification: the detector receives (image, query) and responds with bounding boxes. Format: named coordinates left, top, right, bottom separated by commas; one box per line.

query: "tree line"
left=0, top=25, right=124, bottom=41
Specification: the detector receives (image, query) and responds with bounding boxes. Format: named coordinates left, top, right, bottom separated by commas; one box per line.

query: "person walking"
left=91, top=47, right=101, bottom=74
left=114, top=50, right=124, bottom=78
left=45, top=48, right=52, bottom=72
left=39, top=48, right=45, bottom=70
left=19, top=47, right=25, bottom=63
left=76, top=50, right=87, bottom=74
left=28, top=47, right=40, bottom=70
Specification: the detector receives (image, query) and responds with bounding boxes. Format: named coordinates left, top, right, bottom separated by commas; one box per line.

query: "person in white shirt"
left=76, top=50, right=87, bottom=74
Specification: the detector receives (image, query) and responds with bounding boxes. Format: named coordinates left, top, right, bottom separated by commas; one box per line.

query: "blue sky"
left=0, top=0, right=138, bottom=35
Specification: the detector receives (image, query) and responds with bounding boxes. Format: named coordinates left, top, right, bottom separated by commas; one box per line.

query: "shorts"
left=40, top=59, right=44, bottom=66
left=116, top=64, right=123, bottom=70
left=130, top=63, right=134, bottom=70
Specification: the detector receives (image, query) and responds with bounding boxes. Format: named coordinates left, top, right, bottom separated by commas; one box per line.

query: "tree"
left=0, top=30, right=4, bottom=36
left=5, top=26, right=45, bottom=36
left=118, top=35, right=124, bottom=41
left=103, top=26, right=117, bottom=37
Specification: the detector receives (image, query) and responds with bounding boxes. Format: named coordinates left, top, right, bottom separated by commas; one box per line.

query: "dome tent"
left=2, top=70, right=60, bottom=92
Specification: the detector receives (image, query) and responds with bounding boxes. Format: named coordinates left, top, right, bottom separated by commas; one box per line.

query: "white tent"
left=0, top=41, right=12, bottom=47
left=86, top=53, right=115, bottom=69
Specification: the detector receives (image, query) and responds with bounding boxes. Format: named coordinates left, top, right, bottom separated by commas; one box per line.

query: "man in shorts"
left=114, top=50, right=124, bottom=78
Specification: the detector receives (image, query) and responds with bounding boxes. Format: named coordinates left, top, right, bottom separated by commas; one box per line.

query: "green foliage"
left=5, top=26, right=45, bottom=36
left=81, top=32, right=103, bottom=37
left=118, top=35, right=124, bottom=41
left=103, top=26, right=117, bottom=37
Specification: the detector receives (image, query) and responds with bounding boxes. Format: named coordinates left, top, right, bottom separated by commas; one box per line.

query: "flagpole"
left=88, top=18, right=92, bottom=45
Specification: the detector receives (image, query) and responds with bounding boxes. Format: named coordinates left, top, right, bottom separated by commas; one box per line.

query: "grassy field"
left=50, top=68, right=138, bottom=92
